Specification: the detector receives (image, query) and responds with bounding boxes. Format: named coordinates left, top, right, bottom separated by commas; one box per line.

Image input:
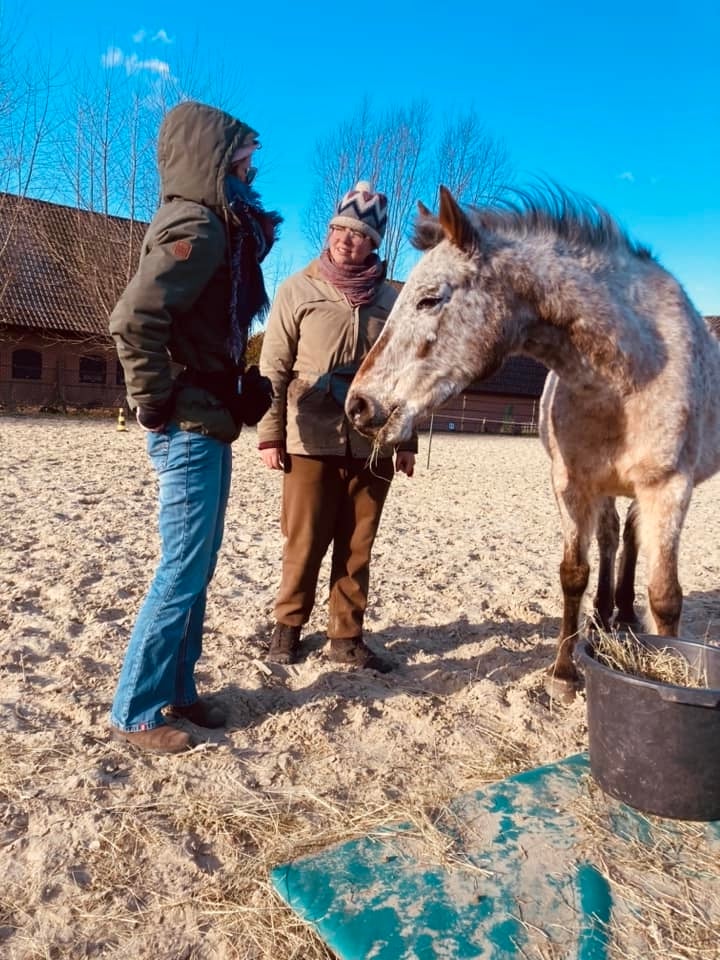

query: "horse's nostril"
left=347, top=394, right=372, bottom=423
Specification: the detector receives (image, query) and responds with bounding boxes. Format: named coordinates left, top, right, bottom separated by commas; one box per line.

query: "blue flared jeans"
left=110, top=425, right=232, bottom=732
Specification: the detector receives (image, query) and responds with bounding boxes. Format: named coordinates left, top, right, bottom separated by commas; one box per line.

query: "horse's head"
left=346, top=187, right=510, bottom=445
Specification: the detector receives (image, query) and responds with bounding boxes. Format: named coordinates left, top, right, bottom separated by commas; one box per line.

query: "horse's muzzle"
left=345, top=391, right=389, bottom=437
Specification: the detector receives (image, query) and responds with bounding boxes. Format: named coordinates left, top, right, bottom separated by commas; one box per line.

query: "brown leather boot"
left=166, top=699, right=226, bottom=729
left=328, top=637, right=394, bottom=673
left=268, top=623, right=302, bottom=664
left=110, top=724, right=190, bottom=754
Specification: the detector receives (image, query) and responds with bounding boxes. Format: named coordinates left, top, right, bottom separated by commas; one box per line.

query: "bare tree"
left=264, top=248, right=298, bottom=302
left=0, top=16, right=58, bottom=318
left=434, top=108, right=512, bottom=206
left=0, top=6, right=63, bottom=199
left=55, top=40, right=251, bottom=220
left=379, top=101, right=431, bottom=278
left=57, top=64, right=162, bottom=222
left=305, top=98, right=430, bottom=273
left=306, top=98, right=375, bottom=252
left=306, top=100, right=513, bottom=278
left=35, top=46, right=250, bottom=346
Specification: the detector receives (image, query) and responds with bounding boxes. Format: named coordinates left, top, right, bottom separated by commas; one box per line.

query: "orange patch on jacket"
left=172, top=240, right=192, bottom=260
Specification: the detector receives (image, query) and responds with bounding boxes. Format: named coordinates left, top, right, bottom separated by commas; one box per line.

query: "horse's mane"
left=412, top=183, right=655, bottom=262
left=706, top=315, right=720, bottom=339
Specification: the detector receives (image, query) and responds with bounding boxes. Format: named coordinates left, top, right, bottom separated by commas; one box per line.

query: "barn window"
left=115, top=360, right=125, bottom=386
left=12, top=349, right=42, bottom=380
left=79, top=355, right=107, bottom=384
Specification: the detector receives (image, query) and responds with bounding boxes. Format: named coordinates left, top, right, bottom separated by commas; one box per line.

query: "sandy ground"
left=1, top=415, right=719, bottom=959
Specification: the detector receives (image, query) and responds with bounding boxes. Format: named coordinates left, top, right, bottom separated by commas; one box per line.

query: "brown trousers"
left=274, top=453, right=394, bottom=639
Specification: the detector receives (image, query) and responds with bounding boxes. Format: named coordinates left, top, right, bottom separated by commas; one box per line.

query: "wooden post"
left=426, top=412, right=434, bottom=469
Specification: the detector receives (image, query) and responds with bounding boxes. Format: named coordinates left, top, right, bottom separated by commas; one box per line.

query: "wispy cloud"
left=618, top=171, right=635, bottom=182
left=131, top=27, right=173, bottom=44
left=101, top=45, right=170, bottom=75
left=125, top=54, right=171, bottom=75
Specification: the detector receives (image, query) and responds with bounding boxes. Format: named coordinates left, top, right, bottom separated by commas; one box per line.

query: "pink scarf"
left=318, top=248, right=386, bottom=306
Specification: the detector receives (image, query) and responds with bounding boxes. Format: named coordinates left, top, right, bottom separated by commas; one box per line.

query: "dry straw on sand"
left=1, top=417, right=719, bottom=958
left=574, top=782, right=720, bottom=959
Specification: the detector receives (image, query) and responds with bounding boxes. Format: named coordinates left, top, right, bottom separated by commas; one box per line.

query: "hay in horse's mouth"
left=348, top=400, right=397, bottom=440
left=374, top=403, right=414, bottom=447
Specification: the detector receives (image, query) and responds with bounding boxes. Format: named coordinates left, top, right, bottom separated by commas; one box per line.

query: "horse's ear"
left=438, top=185, right=476, bottom=252
left=411, top=199, right=443, bottom=251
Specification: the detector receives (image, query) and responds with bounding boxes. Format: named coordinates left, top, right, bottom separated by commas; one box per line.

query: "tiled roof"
left=0, top=193, right=147, bottom=339
left=466, top=355, right=549, bottom=397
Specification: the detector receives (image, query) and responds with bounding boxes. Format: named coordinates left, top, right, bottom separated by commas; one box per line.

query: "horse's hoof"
left=544, top=674, right=578, bottom=704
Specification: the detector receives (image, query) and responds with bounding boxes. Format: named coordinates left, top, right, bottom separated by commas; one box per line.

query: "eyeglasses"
left=330, top=225, right=368, bottom=242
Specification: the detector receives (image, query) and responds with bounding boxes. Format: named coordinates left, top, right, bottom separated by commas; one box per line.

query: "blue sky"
left=8, top=0, right=720, bottom=313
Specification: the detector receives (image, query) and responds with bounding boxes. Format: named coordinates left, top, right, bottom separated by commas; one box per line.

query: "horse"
left=595, top=316, right=720, bottom=635
left=346, top=185, right=720, bottom=699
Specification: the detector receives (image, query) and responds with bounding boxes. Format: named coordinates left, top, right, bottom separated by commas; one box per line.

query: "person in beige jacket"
left=257, top=181, right=416, bottom=671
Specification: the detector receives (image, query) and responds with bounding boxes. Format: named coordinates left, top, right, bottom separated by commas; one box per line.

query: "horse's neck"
left=506, top=251, right=649, bottom=393
left=521, top=326, right=608, bottom=391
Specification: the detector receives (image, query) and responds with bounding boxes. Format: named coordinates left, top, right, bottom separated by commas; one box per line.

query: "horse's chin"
left=374, top=404, right=416, bottom=447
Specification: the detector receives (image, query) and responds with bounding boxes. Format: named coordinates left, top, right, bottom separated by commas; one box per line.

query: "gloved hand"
left=238, top=365, right=273, bottom=426
left=135, top=398, right=174, bottom=433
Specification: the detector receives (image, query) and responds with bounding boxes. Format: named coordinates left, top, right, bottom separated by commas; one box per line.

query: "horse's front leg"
left=635, top=477, right=692, bottom=636
left=547, top=488, right=598, bottom=701
left=594, top=497, right=619, bottom=628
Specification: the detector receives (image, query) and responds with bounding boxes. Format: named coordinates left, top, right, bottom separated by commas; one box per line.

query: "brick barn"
left=0, top=193, right=146, bottom=411
left=425, top=314, right=720, bottom=435
left=417, top=356, right=549, bottom=435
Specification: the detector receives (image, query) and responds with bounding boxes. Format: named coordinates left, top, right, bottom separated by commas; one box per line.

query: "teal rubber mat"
left=271, top=753, right=720, bottom=959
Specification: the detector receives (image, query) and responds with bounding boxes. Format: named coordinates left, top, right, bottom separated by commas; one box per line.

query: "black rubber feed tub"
left=575, top=635, right=720, bottom=821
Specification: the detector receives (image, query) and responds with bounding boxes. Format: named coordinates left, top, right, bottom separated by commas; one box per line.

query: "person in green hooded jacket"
left=109, top=100, right=281, bottom=754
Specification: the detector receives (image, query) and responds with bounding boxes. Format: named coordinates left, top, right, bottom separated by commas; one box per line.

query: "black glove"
left=135, top=397, right=174, bottom=433
left=238, top=365, right=273, bottom=426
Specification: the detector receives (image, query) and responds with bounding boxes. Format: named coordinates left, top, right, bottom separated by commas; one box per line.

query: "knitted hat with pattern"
left=329, top=180, right=387, bottom=247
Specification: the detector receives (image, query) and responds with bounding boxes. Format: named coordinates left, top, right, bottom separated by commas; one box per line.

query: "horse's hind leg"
left=594, top=498, right=619, bottom=629
left=635, top=477, right=692, bottom=636
left=615, top=499, right=640, bottom=627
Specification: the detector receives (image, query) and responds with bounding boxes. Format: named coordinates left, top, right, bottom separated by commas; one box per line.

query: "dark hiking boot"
left=268, top=623, right=303, bottom=664
left=328, top=637, right=394, bottom=673
left=166, top=698, right=226, bottom=729
left=110, top=724, right=191, bottom=755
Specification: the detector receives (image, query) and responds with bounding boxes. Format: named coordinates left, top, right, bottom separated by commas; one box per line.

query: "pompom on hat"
left=330, top=180, right=387, bottom=248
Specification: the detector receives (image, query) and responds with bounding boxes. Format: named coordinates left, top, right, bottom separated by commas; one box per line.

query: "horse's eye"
left=417, top=296, right=442, bottom=310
